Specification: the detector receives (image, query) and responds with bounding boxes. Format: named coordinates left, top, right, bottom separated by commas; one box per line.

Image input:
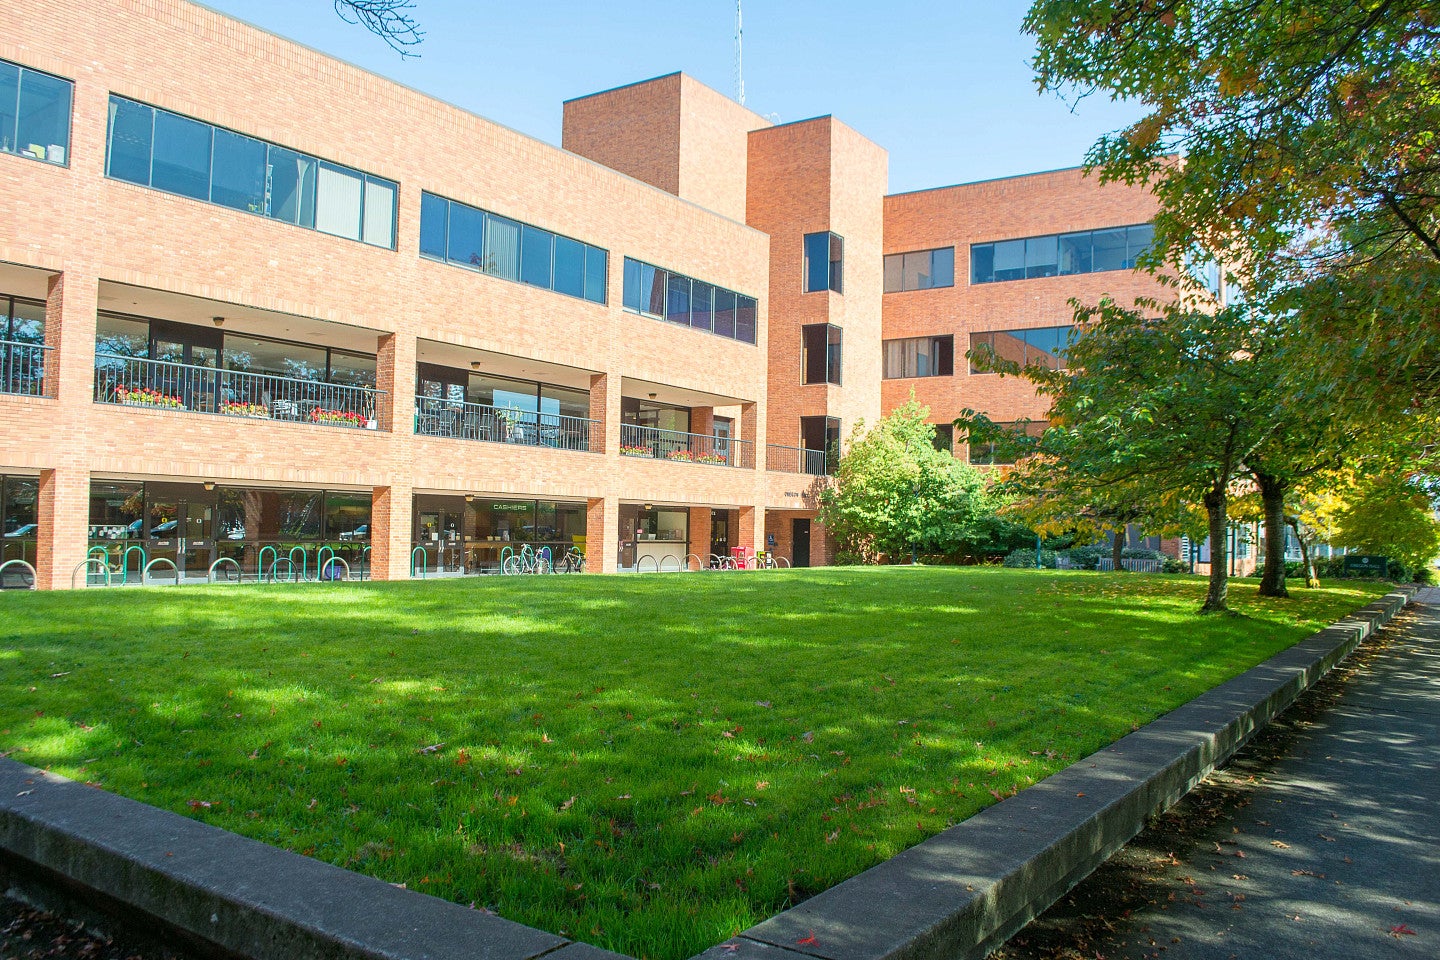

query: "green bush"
left=1064, top=545, right=1106, bottom=569
left=1003, top=547, right=1058, bottom=568
left=1161, top=558, right=1188, bottom=574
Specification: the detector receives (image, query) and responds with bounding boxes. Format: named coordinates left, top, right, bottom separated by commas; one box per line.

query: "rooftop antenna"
left=734, top=0, right=745, bottom=106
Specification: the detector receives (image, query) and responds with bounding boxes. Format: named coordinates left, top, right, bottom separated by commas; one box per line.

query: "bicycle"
left=502, top=543, right=552, bottom=575
left=747, top=551, right=790, bottom=570
left=557, top=546, right=585, bottom=573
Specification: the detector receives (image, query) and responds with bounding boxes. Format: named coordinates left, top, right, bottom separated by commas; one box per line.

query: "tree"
left=334, top=0, right=424, bottom=56
left=817, top=400, right=1004, bottom=563
left=1024, top=1, right=1440, bottom=409
left=962, top=301, right=1279, bottom=612
left=1334, top=470, right=1440, bottom=573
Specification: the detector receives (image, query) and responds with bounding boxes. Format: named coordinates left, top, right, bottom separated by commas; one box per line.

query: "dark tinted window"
left=105, top=97, right=153, bottom=185
left=210, top=129, right=267, bottom=212
left=11, top=65, right=71, bottom=165
left=971, top=225, right=1153, bottom=283
left=622, top=257, right=757, bottom=345
left=151, top=110, right=212, bottom=200
left=419, top=190, right=449, bottom=259
left=520, top=224, right=553, bottom=288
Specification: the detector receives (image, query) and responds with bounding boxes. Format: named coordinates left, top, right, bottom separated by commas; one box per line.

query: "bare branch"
left=333, top=0, right=423, bottom=57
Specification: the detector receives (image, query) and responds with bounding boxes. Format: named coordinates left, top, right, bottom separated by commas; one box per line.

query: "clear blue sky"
left=202, top=1, right=1142, bottom=195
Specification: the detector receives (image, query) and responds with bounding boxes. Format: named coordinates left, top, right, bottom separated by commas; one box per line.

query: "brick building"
left=0, top=0, right=1163, bottom=589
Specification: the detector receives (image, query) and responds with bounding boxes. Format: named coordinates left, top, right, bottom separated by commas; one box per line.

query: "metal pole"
left=1035, top=533, right=1043, bottom=569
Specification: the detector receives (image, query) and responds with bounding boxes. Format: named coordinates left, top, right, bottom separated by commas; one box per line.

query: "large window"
left=970, top=224, right=1154, bottom=284
left=621, top=257, right=758, bottom=345
left=801, top=324, right=843, bottom=385
left=419, top=191, right=607, bottom=305
left=968, top=420, right=1046, bottom=466
left=0, top=59, right=71, bottom=166
left=969, top=326, right=1075, bottom=373
left=804, top=231, right=844, bottom=294
left=883, top=335, right=954, bottom=379
left=104, top=95, right=397, bottom=249
left=883, top=248, right=955, bottom=293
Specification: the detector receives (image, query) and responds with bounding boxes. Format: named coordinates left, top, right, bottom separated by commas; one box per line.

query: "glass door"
left=151, top=322, right=221, bottom=412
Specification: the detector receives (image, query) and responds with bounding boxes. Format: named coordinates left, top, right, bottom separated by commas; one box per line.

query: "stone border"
left=0, top=588, right=1413, bottom=960
left=694, top=587, right=1415, bottom=960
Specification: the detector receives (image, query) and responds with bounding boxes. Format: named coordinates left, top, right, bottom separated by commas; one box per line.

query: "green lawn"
left=0, top=569, right=1385, bottom=959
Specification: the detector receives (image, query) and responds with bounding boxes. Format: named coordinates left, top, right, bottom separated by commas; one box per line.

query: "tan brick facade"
left=0, top=1, right=1164, bottom=587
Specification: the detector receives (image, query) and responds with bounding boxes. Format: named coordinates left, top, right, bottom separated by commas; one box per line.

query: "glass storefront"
left=411, top=495, right=587, bottom=575
left=619, top=504, right=690, bottom=571
left=0, top=475, right=38, bottom=587
left=87, top=480, right=370, bottom=581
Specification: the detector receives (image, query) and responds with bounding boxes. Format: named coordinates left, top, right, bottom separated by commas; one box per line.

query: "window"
left=0, top=59, right=72, bottom=166
left=883, top=335, right=954, bottom=379
left=418, top=191, right=606, bottom=304
left=968, top=420, right=1046, bottom=465
left=884, top=248, right=955, bottom=292
left=971, top=224, right=1154, bottom=283
left=969, top=326, right=1075, bottom=373
left=621, top=257, right=757, bottom=345
left=1, top=295, right=46, bottom=396
left=802, top=324, right=842, bottom=385
left=104, top=95, right=396, bottom=248
left=800, top=416, right=841, bottom=474
left=804, top=231, right=844, bottom=293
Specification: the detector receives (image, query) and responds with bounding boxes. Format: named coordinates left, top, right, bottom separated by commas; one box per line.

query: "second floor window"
left=883, top=248, right=955, bottom=292
left=804, top=231, right=844, bottom=294
left=969, top=326, right=1075, bottom=373
left=0, top=59, right=72, bottom=166
left=883, top=335, right=954, bottom=379
left=801, top=323, right=842, bottom=385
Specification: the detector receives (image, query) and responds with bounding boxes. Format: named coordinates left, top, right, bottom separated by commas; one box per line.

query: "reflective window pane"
left=970, top=243, right=994, bottom=284
left=520, top=225, right=553, bottom=288
left=325, top=492, right=371, bottom=540
left=106, top=97, right=154, bottom=185
left=210, top=128, right=267, bottom=213
left=993, top=239, right=1026, bottom=281
left=931, top=247, right=955, bottom=287
left=713, top=288, right=736, bottom=338
left=1126, top=223, right=1155, bottom=267
left=447, top=201, right=485, bottom=269
left=735, top=296, right=757, bottom=344
left=151, top=110, right=211, bottom=200
left=883, top=254, right=903, bottom=293
left=804, top=232, right=829, bottom=293
left=1058, top=233, right=1092, bottom=275
left=1091, top=228, right=1128, bottom=271
left=419, top=192, right=448, bottom=259
left=584, top=246, right=607, bottom=304
left=95, top=312, right=149, bottom=359
left=0, top=63, right=18, bottom=156
left=645, top=264, right=666, bottom=316
left=315, top=162, right=363, bottom=241
left=622, top=257, right=644, bottom=311
left=553, top=235, right=585, bottom=298
left=15, top=68, right=70, bottom=164
left=690, top=281, right=713, bottom=332
left=328, top=352, right=376, bottom=388
left=666, top=273, right=690, bottom=325
left=1025, top=236, right=1058, bottom=278
left=223, top=334, right=325, bottom=381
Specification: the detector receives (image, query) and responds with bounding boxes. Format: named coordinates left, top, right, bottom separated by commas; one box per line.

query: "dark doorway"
left=792, top=519, right=811, bottom=568
left=711, top=512, right=730, bottom=557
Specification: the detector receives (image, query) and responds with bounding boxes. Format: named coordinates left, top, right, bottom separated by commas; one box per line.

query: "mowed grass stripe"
left=0, top=568, right=1385, bottom=959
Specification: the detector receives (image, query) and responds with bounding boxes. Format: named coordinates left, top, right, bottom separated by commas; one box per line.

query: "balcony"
left=766, top=444, right=831, bottom=476
left=413, top=396, right=601, bottom=453
left=94, top=354, right=383, bottom=428
left=1, top=341, right=49, bottom=397
left=620, top=423, right=754, bottom=469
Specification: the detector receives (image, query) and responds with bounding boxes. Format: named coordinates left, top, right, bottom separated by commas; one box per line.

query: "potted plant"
left=219, top=400, right=270, bottom=419
left=115, top=385, right=185, bottom=409
left=308, top=408, right=366, bottom=428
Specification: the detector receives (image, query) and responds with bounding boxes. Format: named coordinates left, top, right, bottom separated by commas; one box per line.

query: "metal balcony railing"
left=413, top=397, right=601, bottom=453
left=1, top=340, right=50, bottom=397
left=93, top=354, right=383, bottom=428
left=765, top=443, right=831, bottom=476
left=620, top=423, right=755, bottom=469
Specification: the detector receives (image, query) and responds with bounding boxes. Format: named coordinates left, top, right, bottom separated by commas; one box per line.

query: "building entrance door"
left=792, top=519, right=811, bottom=567
left=711, top=513, right=730, bottom=558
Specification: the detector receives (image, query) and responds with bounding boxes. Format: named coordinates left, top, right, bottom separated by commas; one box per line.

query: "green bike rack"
left=288, top=546, right=308, bottom=582
left=410, top=546, right=427, bottom=579
left=258, top=545, right=279, bottom=581
left=121, top=545, right=148, bottom=585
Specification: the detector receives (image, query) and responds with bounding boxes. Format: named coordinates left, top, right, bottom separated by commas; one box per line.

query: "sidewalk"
left=997, top=587, right=1440, bottom=960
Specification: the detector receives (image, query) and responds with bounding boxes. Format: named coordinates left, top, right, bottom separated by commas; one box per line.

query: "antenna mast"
left=734, top=0, right=745, bottom=106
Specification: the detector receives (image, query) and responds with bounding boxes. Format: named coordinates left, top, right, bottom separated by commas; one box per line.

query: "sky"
left=202, top=1, right=1144, bottom=195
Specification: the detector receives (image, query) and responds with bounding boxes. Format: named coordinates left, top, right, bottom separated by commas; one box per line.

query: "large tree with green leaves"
left=1025, top=0, right=1440, bottom=408
left=817, top=400, right=1005, bottom=563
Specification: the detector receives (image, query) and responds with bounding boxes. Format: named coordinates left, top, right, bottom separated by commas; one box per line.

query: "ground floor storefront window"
left=411, top=495, right=586, bottom=575
left=0, top=474, right=38, bottom=587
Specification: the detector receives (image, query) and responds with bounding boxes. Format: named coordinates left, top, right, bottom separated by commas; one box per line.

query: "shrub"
left=1064, top=545, right=1106, bottom=570
left=1003, top=547, right=1058, bottom=568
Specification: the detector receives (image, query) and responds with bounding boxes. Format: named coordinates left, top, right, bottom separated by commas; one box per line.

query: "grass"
left=0, top=568, right=1385, bottom=959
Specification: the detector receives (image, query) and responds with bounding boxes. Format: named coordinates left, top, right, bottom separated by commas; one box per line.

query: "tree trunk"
left=1289, top=517, right=1318, bottom=588
left=1201, top=485, right=1230, bottom=613
left=1111, top=526, right=1126, bottom=573
left=1253, top=471, right=1289, bottom=598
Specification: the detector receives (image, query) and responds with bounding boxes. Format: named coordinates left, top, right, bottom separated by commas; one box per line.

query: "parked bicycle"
left=502, top=544, right=552, bottom=575
left=556, top=546, right=585, bottom=574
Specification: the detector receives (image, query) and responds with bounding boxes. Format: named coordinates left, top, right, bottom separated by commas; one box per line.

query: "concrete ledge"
left=0, top=589, right=1413, bottom=960
left=701, top=587, right=1415, bottom=960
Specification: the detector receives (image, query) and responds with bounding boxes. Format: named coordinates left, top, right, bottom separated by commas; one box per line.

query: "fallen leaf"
left=559, top=796, right=576, bottom=812
left=1390, top=924, right=1417, bottom=937
left=1271, top=840, right=1290, bottom=848
left=796, top=932, right=818, bottom=946
left=417, top=742, right=446, bottom=754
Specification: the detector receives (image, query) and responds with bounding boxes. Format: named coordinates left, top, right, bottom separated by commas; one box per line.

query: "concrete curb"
left=694, top=587, right=1415, bottom=960
left=0, top=588, right=1414, bottom=960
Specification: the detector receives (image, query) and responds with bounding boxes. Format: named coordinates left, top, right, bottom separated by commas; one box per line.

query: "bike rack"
left=0, top=559, right=39, bottom=590
left=410, top=546, right=427, bottom=579
left=537, top=546, right=552, bottom=570
left=744, top=555, right=761, bottom=570
left=659, top=554, right=680, bottom=572
left=316, top=545, right=336, bottom=579
left=71, top=558, right=111, bottom=589
left=288, top=546, right=309, bottom=582
left=499, top=546, right=514, bottom=568
left=258, top=545, right=279, bottom=581
left=360, top=545, right=371, bottom=581
left=636, top=554, right=659, bottom=573
left=266, top=558, right=297, bottom=583
left=319, top=556, right=351, bottom=581
left=122, top=545, right=148, bottom=585
left=208, top=557, right=243, bottom=583
left=686, top=553, right=704, bottom=572
left=143, top=557, right=181, bottom=586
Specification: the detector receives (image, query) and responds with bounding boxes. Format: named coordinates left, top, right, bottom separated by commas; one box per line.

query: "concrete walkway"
left=999, top=587, right=1440, bottom=959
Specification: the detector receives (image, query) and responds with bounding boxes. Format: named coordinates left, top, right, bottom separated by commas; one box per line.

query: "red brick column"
left=36, top=466, right=89, bottom=590
left=586, top=496, right=617, bottom=573
left=369, top=482, right=413, bottom=580
left=375, top=332, right=415, bottom=434
left=44, top=271, right=98, bottom=404
left=741, top=401, right=762, bottom=470
left=688, top=507, right=712, bottom=567
left=736, top=505, right=759, bottom=561
left=588, top=372, right=614, bottom=455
